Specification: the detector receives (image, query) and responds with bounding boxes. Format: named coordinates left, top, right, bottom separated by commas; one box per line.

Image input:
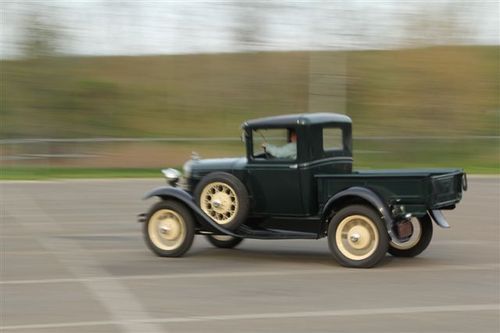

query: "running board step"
left=233, top=224, right=318, bottom=240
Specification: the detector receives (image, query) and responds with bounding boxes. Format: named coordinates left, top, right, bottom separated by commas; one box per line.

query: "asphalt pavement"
left=1, top=177, right=499, bottom=332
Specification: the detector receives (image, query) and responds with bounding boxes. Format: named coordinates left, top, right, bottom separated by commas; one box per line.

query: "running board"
left=233, top=225, right=318, bottom=240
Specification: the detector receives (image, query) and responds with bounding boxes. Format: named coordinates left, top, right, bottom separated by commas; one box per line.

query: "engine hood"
left=186, top=157, right=247, bottom=179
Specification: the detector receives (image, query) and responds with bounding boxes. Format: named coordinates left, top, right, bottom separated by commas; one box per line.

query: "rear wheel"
left=143, top=200, right=195, bottom=257
left=205, top=235, right=243, bottom=249
left=328, top=205, right=389, bottom=268
left=388, top=215, right=433, bottom=257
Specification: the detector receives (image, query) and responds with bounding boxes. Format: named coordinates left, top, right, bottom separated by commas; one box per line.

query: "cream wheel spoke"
left=200, top=182, right=239, bottom=225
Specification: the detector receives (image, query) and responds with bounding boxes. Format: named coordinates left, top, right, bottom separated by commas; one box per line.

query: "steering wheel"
left=262, top=145, right=272, bottom=159
left=257, top=130, right=272, bottom=159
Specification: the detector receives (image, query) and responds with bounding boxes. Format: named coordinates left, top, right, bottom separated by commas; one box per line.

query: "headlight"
left=161, top=168, right=181, bottom=186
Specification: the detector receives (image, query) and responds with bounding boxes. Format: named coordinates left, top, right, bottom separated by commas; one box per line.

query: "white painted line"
left=7, top=195, right=165, bottom=333
left=1, top=263, right=498, bottom=286
left=0, top=232, right=138, bottom=239
left=1, top=303, right=498, bottom=331
left=432, top=240, right=500, bottom=246
left=2, top=240, right=498, bottom=255
left=1, top=212, right=133, bottom=217
left=3, top=248, right=145, bottom=255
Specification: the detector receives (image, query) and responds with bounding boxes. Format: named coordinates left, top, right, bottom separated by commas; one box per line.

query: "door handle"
left=289, top=164, right=298, bottom=169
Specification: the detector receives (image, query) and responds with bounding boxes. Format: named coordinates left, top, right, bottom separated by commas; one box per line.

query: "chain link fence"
left=1, top=136, right=498, bottom=171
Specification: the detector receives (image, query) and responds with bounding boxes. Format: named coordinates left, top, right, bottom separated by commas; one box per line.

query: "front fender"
left=322, top=186, right=394, bottom=235
left=142, top=186, right=240, bottom=237
left=143, top=186, right=193, bottom=202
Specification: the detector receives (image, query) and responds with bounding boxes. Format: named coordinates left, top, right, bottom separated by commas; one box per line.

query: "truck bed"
left=315, top=168, right=465, bottom=213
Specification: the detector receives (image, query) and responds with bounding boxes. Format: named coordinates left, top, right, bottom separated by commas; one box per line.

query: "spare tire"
left=194, top=172, right=249, bottom=231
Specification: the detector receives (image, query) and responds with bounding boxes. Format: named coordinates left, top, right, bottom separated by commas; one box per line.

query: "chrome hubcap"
left=350, top=233, right=361, bottom=243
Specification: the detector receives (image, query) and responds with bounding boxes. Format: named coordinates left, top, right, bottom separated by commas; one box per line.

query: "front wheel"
left=328, top=205, right=389, bottom=268
left=205, top=235, right=243, bottom=249
left=388, top=214, right=433, bottom=257
left=143, top=200, right=195, bottom=257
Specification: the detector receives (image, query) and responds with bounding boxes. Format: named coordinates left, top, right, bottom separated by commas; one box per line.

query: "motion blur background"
left=1, top=1, right=499, bottom=177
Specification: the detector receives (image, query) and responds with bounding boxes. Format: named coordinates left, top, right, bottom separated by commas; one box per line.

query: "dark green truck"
left=140, top=113, right=467, bottom=268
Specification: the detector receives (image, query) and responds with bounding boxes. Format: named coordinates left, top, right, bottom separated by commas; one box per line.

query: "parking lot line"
left=3, top=194, right=166, bottom=333
left=1, top=262, right=498, bottom=286
left=1, top=303, right=498, bottom=331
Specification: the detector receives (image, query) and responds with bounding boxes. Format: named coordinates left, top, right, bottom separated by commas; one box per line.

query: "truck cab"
left=242, top=113, right=352, bottom=216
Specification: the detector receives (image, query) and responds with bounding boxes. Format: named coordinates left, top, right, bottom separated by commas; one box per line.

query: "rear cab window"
left=322, top=127, right=348, bottom=157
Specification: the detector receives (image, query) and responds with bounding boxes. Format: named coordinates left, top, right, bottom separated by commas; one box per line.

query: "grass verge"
left=0, top=167, right=163, bottom=180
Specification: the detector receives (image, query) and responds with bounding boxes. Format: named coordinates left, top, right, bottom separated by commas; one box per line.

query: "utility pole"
left=307, top=51, right=346, bottom=114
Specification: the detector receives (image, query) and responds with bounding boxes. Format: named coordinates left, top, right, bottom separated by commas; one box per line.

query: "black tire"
left=388, top=214, right=433, bottom=257
left=205, top=235, right=243, bottom=249
left=143, top=200, right=195, bottom=257
left=194, top=172, right=249, bottom=231
left=328, top=205, right=389, bottom=268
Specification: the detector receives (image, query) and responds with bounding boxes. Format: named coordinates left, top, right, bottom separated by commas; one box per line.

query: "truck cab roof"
left=243, top=113, right=351, bottom=129
left=242, top=112, right=353, bottom=165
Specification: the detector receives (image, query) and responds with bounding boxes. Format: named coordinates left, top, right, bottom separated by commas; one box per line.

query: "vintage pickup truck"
left=140, top=113, right=467, bottom=268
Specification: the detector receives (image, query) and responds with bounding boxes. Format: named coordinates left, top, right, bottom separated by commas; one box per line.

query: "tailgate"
left=429, top=171, right=466, bottom=208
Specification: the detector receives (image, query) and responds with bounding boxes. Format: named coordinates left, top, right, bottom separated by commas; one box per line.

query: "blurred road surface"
left=1, top=177, right=499, bottom=332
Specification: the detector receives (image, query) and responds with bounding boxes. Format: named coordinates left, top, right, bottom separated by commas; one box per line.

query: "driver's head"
left=289, top=129, right=297, bottom=143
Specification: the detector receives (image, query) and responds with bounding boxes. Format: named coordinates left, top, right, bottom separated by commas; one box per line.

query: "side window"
left=323, top=127, right=343, bottom=152
left=252, top=128, right=297, bottom=160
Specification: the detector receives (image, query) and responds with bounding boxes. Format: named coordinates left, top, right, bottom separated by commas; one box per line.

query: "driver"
left=262, top=129, right=297, bottom=159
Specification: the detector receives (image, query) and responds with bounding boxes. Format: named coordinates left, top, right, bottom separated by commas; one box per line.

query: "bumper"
left=137, top=213, right=146, bottom=223
left=429, top=210, right=450, bottom=228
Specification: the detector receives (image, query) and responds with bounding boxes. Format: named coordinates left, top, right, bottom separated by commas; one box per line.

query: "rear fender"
left=322, top=186, right=394, bottom=237
left=142, top=186, right=240, bottom=237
